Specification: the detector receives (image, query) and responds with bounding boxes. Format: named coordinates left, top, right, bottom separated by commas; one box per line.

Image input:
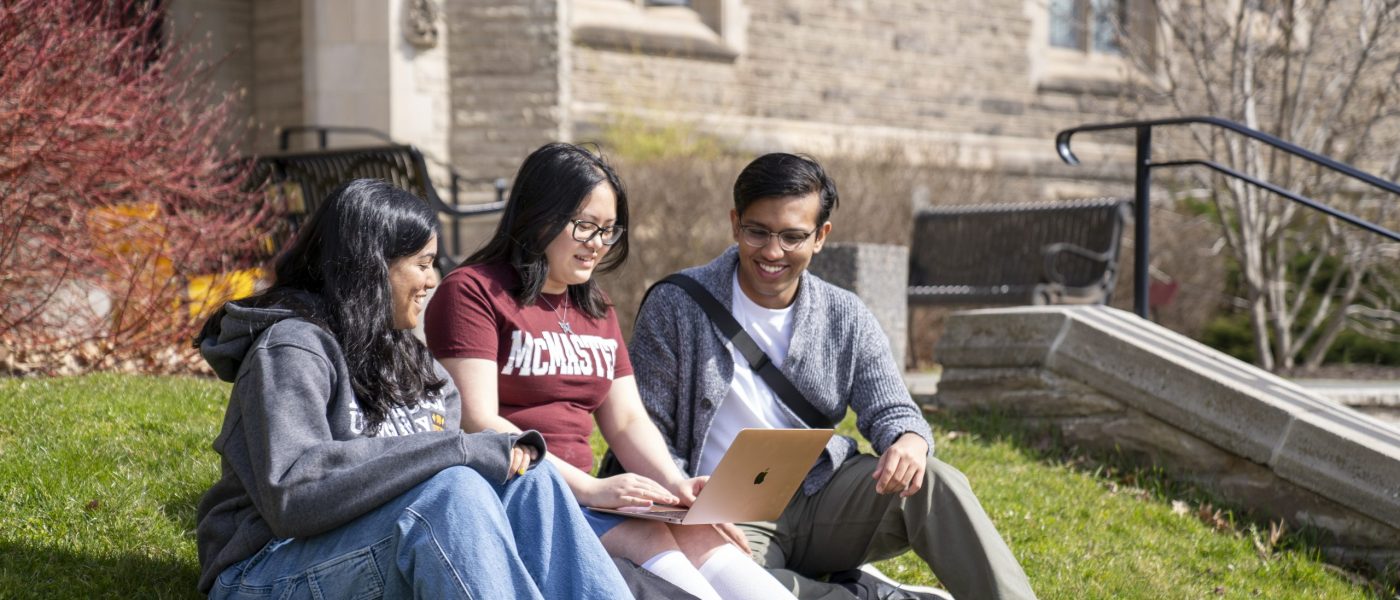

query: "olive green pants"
left=738, top=455, right=1037, bottom=600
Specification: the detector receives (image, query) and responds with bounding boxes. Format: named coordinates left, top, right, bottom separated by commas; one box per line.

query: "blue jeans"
left=209, top=463, right=633, bottom=600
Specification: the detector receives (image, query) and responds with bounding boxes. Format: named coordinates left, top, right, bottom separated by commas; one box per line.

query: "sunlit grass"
left=856, top=410, right=1383, bottom=599
left=0, top=374, right=225, bottom=599
left=0, top=375, right=1385, bottom=598
left=594, top=410, right=1383, bottom=598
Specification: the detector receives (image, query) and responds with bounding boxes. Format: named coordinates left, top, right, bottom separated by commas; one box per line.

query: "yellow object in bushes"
left=187, top=268, right=266, bottom=319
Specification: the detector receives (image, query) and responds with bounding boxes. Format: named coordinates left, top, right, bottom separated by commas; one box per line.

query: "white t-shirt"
left=696, top=273, right=804, bottom=476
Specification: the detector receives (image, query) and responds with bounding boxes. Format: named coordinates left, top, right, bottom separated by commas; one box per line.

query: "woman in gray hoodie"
left=193, top=179, right=631, bottom=599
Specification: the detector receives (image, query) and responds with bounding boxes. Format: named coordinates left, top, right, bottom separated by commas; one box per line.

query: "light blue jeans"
left=209, top=463, right=633, bottom=599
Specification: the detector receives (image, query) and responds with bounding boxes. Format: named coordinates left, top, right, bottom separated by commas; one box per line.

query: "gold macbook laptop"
left=589, top=428, right=834, bottom=525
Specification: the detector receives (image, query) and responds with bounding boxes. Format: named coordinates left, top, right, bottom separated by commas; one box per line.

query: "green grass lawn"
left=0, top=374, right=1388, bottom=598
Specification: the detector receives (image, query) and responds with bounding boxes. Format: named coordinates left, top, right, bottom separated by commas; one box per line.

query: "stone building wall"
left=298, top=0, right=393, bottom=149
left=445, top=0, right=568, bottom=183
left=166, top=0, right=256, bottom=150
left=167, top=0, right=308, bottom=154
left=171, top=0, right=1152, bottom=196
left=389, top=0, right=453, bottom=175
left=566, top=0, right=1142, bottom=199
left=249, top=0, right=303, bottom=153
left=172, top=0, right=451, bottom=158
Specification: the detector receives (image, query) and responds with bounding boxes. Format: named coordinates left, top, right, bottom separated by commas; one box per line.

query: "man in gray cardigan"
left=630, top=153, right=1037, bottom=600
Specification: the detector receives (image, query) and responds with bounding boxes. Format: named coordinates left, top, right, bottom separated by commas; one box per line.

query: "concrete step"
left=1296, top=379, right=1400, bottom=429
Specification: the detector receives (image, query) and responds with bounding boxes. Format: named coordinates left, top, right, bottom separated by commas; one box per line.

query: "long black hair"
left=464, top=142, right=629, bottom=319
left=200, top=179, right=446, bottom=435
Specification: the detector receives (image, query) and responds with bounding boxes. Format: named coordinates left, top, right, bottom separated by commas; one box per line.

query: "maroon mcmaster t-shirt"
left=423, top=262, right=633, bottom=472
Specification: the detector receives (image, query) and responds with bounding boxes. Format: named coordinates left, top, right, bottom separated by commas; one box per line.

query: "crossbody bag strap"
left=639, top=273, right=833, bottom=429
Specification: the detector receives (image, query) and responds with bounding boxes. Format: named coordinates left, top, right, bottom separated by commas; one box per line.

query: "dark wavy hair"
left=464, top=142, right=629, bottom=319
left=733, top=153, right=840, bottom=226
left=198, top=179, right=446, bottom=435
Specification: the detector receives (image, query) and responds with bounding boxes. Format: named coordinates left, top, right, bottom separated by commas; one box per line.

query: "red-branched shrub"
left=0, top=0, right=273, bottom=374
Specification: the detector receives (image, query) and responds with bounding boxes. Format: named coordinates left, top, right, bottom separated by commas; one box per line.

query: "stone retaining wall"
left=928, top=306, right=1400, bottom=570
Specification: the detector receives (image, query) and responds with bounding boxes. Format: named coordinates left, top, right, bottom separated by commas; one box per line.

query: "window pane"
left=1091, top=0, right=1124, bottom=54
left=1049, top=0, right=1083, bottom=49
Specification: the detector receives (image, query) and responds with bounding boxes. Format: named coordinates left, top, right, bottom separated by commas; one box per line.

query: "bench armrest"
left=1042, top=242, right=1116, bottom=286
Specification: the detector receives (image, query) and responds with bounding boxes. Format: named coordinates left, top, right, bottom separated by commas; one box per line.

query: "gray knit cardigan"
left=630, top=246, right=934, bottom=495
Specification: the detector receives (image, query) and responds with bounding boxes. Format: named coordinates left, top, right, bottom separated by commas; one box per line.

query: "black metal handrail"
left=1056, top=115, right=1400, bottom=318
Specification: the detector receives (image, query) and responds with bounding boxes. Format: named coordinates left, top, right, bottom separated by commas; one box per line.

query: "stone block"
left=1052, top=409, right=1242, bottom=474
left=1049, top=407, right=1400, bottom=549
left=445, top=0, right=562, bottom=179
left=1048, top=306, right=1298, bottom=465
left=934, top=367, right=1121, bottom=416
left=1198, top=462, right=1400, bottom=548
left=937, top=304, right=1400, bottom=556
left=1272, top=410, right=1400, bottom=531
left=935, top=306, right=1069, bottom=368
left=807, top=243, right=907, bottom=368
left=1322, top=547, right=1400, bottom=574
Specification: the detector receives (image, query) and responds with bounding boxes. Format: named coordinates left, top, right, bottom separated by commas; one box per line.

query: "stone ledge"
left=936, top=367, right=1121, bottom=417
left=938, top=309, right=1069, bottom=367
left=571, top=0, right=739, bottom=61
left=934, top=305, right=1400, bottom=560
left=1050, top=307, right=1300, bottom=466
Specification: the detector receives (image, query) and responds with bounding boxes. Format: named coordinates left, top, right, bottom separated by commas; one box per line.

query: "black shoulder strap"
left=639, top=273, right=833, bottom=429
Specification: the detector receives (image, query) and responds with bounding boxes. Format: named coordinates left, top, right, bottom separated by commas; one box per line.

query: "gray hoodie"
left=195, top=300, right=545, bottom=593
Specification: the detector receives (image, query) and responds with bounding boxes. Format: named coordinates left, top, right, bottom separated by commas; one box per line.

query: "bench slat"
left=248, top=144, right=503, bottom=273
left=908, top=198, right=1129, bottom=306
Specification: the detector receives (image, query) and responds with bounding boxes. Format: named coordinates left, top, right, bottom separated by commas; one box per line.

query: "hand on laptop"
left=673, top=476, right=754, bottom=554
left=670, top=475, right=709, bottom=506
left=581, top=473, right=680, bottom=508
left=873, top=432, right=929, bottom=497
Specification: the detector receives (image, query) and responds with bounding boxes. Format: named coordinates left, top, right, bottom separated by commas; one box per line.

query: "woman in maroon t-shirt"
left=425, top=144, right=795, bottom=600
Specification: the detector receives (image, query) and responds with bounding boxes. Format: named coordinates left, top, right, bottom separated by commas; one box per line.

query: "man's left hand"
left=872, top=432, right=928, bottom=497
left=712, top=522, right=753, bottom=555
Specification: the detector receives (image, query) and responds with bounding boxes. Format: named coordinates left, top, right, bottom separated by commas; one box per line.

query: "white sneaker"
left=856, top=564, right=955, bottom=600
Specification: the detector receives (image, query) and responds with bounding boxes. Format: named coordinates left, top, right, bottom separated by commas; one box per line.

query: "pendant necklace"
left=539, top=293, right=573, bottom=334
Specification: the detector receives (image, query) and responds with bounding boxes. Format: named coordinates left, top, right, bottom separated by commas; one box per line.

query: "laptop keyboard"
left=647, top=508, right=689, bottom=517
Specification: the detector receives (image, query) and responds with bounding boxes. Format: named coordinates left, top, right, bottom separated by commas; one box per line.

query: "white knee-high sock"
left=698, top=545, right=797, bottom=600
left=642, top=550, right=723, bottom=600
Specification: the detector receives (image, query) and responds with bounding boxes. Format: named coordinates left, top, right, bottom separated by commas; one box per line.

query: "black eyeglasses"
left=571, top=219, right=625, bottom=246
left=738, top=225, right=816, bottom=252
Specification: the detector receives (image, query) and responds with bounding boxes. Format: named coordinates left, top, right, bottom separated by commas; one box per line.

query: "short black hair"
left=732, top=153, right=839, bottom=225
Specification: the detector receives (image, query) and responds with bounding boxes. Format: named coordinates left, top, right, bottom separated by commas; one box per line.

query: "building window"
left=1049, top=0, right=1127, bottom=54
left=1031, top=0, right=1157, bottom=94
left=572, top=0, right=747, bottom=61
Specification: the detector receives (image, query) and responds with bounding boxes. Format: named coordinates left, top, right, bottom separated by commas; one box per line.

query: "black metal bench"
left=249, top=144, right=505, bottom=273
left=907, top=198, right=1130, bottom=305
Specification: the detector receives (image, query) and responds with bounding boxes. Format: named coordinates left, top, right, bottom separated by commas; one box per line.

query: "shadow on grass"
left=160, top=487, right=205, bottom=541
left=925, top=408, right=1400, bottom=598
left=0, top=541, right=201, bottom=599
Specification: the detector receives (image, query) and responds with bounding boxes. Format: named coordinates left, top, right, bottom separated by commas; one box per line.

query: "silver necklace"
left=538, top=293, right=572, bottom=334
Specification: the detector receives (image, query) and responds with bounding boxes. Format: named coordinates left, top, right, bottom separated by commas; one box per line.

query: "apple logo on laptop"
left=753, top=469, right=769, bottom=485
